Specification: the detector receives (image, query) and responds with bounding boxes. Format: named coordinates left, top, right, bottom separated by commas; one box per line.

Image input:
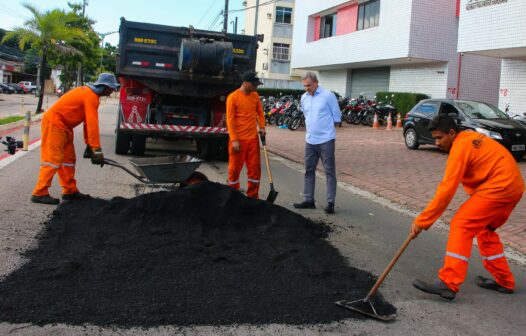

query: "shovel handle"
left=365, top=234, right=413, bottom=301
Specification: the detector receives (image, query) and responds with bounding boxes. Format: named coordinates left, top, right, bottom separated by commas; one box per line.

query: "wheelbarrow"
left=103, top=155, right=208, bottom=186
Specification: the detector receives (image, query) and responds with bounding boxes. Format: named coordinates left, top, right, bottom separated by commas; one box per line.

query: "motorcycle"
left=287, top=104, right=305, bottom=130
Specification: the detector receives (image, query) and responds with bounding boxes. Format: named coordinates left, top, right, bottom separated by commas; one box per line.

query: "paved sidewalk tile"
left=266, top=124, right=526, bottom=255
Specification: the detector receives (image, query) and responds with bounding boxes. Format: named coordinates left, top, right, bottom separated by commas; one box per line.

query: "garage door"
left=349, top=67, right=390, bottom=99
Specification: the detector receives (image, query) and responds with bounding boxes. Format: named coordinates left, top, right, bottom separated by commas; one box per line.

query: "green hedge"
left=375, top=92, right=430, bottom=117
left=257, top=88, right=304, bottom=98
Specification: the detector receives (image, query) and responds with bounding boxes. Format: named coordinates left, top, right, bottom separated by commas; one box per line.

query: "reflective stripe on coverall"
left=226, top=88, right=265, bottom=199
left=227, top=138, right=261, bottom=199
left=414, top=131, right=524, bottom=292
left=32, top=86, right=101, bottom=197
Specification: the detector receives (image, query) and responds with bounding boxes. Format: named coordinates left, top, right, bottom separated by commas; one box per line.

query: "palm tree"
left=1, top=3, right=88, bottom=113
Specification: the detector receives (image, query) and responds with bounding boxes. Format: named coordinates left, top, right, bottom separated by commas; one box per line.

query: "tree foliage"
left=1, top=2, right=89, bottom=113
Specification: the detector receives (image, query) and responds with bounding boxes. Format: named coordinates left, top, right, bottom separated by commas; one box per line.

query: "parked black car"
left=0, top=83, right=16, bottom=94
left=7, top=83, right=25, bottom=94
left=403, top=99, right=526, bottom=159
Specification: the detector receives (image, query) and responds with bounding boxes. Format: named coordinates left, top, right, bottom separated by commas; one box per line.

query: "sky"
left=0, top=0, right=247, bottom=46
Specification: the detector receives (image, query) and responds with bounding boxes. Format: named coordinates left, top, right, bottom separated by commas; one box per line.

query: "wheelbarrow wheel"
left=182, top=171, right=208, bottom=187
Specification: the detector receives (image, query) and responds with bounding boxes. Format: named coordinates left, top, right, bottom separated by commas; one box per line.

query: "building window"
left=320, top=12, right=337, bottom=39
left=272, top=43, right=290, bottom=61
left=357, top=0, right=380, bottom=31
left=275, top=7, right=292, bottom=24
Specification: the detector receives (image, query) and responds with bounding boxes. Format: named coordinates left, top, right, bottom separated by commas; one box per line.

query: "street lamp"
left=98, top=31, right=118, bottom=74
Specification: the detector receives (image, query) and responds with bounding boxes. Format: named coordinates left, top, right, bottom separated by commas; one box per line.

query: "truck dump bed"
left=117, top=18, right=258, bottom=97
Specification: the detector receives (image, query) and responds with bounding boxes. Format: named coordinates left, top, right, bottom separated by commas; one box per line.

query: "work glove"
left=83, top=145, right=93, bottom=159
left=91, top=148, right=104, bottom=167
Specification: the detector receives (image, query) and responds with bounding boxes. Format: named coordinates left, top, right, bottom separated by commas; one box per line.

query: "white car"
left=18, top=81, right=38, bottom=93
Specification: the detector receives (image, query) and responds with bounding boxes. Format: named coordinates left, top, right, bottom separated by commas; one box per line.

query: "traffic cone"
left=386, top=112, right=393, bottom=130
left=396, top=112, right=403, bottom=128
left=372, top=112, right=380, bottom=129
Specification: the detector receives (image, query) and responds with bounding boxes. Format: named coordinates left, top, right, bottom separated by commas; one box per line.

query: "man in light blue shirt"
left=293, top=72, right=341, bottom=214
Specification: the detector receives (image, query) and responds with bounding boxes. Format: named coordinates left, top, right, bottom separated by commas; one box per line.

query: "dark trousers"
left=303, top=139, right=336, bottom=204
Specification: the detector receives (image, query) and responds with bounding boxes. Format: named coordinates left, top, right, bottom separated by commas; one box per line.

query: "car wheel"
left=404, top=128, right=420, bottom=150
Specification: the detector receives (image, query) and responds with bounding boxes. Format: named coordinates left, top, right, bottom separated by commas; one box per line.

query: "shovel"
left=259, top=133, right=278, bottom=203
left=335, top=234, right=413, bottom=321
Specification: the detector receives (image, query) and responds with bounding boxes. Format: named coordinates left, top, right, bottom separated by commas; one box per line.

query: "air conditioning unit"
left=262, top=63, right=268, bottom=70
left=242, top=1, right=247, bottom=6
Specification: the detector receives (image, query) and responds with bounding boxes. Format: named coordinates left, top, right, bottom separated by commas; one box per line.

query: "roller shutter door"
left=349, top=67, right=390, bottom=99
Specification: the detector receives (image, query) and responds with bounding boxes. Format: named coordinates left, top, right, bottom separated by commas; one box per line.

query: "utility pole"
left=234, top=16, right=238, bottom=34
left=254, top=0, right=259, bottom=35
left=223, top=0, right=229, bottom=33
left=77, top=0, right=88, bottom=86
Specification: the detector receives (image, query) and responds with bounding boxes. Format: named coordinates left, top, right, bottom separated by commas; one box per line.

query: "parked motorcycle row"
left=339, top=94, right=397, bottom=127
left=261, top=95, right=305, bottom=131
left=260, top=94, right=398, bottom=131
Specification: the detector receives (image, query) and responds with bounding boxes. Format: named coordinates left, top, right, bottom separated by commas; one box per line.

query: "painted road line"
left=0, top=138, right=41, bottom=170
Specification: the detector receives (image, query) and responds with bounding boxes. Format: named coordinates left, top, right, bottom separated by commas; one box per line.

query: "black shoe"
left=62, top=192, right=91, bottom=201
left=476, top=275, right=513, bottom=294
left=31, top=195, right=60, bottom=205
left=324, top=202, right=334, bottom=214
left=293, top=201, right=315, bottom=209
left=413, top=278, right=456, bottom=300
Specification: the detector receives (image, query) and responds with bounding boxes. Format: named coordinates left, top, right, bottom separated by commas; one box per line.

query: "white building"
left=291, top=0, right=501, bottom=104
left=458, top=0, right=526, bottom=115
left=244, top=0, right=303, bottom=89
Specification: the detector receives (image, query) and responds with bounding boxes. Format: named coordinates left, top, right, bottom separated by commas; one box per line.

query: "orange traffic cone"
left=396, top=112, right=403, bottom=128
left=386, top=112, right=393, bottom=130
left=372, top=112, right=380, bottom=129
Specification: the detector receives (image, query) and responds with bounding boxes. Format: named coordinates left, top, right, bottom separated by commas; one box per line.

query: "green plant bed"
left=375, top=91, right=430, bottom=118
left=0, top=115, right=25, bottom=125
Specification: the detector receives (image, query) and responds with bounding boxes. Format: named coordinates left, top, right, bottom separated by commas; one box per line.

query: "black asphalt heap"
left=0, top=182, right=396, bottom=327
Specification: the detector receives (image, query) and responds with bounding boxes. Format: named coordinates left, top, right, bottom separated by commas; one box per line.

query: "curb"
left=0, top=113, right=45, bottom=133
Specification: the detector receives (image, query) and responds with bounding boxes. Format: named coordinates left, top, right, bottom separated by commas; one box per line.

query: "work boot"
left=62, top=192, right=91, bottom=201
left=324, top=202, right=334, bottom=214
left=293, top=200, right=316, bottom=209
left=475, top=275, right=513, bottom=294
left=31, top=195, right=60, bottom=205
left=413, top=278, right=456, bottom=300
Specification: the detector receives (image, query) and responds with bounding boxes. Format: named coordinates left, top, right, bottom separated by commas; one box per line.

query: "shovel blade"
left=266, top=190, right=278, bottom=204
left=335, top=300, right=396, bottom=322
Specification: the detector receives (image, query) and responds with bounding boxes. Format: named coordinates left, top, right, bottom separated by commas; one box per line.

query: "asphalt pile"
left=0, top=182, right=395, bottom=328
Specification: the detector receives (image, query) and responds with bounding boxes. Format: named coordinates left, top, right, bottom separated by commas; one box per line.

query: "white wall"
left=458, top=0, right=526, bottom=53
left=389, top=63, right=449, bottom=98
left=499, top=58, right=526, bottom=115
left=292, top=0, right=414, bottom=69
left=318, top=69, right=349, bottom=95
left=458, top=54, right=501, bottom=105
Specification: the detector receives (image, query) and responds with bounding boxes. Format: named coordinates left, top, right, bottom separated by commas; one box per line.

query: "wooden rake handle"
left=365, top=234, right=413, bottom=301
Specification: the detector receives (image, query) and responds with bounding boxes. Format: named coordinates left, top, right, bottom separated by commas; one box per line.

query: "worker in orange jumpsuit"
left=226, top=71, right=266, bottom=199
left=31, top=73, right=121, bottom=205
left=411, top=113, right=524, bottom=300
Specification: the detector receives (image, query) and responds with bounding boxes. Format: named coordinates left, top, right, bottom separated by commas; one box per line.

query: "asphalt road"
left=0, top=101, right=525, bottom=335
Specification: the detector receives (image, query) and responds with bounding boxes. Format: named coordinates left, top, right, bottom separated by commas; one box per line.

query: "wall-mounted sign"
left=466, top=0, right=508, bottom=11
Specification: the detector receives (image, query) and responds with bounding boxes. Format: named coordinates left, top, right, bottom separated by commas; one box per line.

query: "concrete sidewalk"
left=266, top=124, right=526, bottom=255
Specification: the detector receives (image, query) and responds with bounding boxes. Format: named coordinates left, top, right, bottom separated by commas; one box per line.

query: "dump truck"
left=115, top=18, right=261, bottom=160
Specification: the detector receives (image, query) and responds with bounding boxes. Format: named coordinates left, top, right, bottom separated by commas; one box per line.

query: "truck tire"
left=130, top=135, right=146, bottom=155
left=217, top=138, right=229, bottom=161
left=196, top=139, right=209, bottom=160
left=115, top=106, right=131, bottom=155
left=115, top=130, right=131, bottom=154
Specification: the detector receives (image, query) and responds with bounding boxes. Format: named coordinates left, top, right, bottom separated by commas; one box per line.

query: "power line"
left=207, top=10, right=223, bottom=30
left=196, top=0, right=218, bottom=28
left=227, top=0, right=278, bottom=14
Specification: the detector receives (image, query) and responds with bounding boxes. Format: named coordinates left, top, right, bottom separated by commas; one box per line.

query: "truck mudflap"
left=119, top=122, right=228, bottom=138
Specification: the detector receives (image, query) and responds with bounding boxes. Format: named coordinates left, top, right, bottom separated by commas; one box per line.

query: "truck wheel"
left=130, top=135, right=146, bottom=155
left=217, top=138, right=229, bottom=161
left=115, top=130, right=131, bottom=154
left=196, top=139, right=209, bottom=160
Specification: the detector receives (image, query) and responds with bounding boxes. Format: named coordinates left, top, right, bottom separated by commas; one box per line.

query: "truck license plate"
left=512, top=144, right=525, bottom=151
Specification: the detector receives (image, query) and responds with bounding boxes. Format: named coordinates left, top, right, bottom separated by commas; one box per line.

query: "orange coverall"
left=32, top=86, right=101, bottom=197
left=226, top=89, right=265, bottom=199
left=415, top=131, right=524, bottom=292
